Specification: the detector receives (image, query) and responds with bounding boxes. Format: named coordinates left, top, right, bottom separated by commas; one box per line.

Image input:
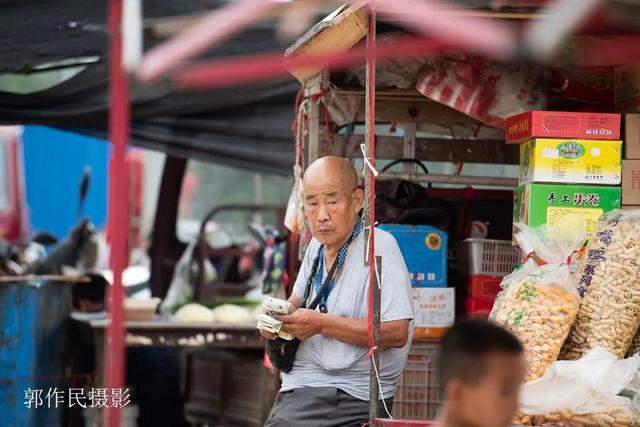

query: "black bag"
left=375, top=159, right=450, bottom=229
left=265, top=249, right=338, bottom=373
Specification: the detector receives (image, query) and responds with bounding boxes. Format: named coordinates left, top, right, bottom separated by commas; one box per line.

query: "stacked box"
left=378, top=225, right=447, bottom=288
left=513, top=183, right=621, bottom=235
left=506, top=111, right=621, bottom=144
left=412, top=288, right=454, bottom=340
left=379, top=225, right=453, bottom=339
left=623, top=115, right=640, bottom=210
left=519, top=138, right=621, bottom=185
left=510, top=111, right=622, bottom=236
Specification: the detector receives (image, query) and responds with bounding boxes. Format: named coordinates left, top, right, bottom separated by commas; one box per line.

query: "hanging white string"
left=371, top=348, right=394, bottom=420
left=374, top=255, right=382, bottom=291
left=360, top=143, right=380, bottom=178
left=362, top=221, right=378, bottom=264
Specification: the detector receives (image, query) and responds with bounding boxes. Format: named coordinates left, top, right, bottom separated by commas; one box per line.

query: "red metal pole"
left=106, top=0, right=130, bottom=425
left=366, top=11, right=377, bottom=351
left=366, top=8, right=380, bottom=421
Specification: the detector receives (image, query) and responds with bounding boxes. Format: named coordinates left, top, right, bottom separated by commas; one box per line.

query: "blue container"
left=0, top=281, right=72, bottom=427
left=378, top=224, right=447, bottom=287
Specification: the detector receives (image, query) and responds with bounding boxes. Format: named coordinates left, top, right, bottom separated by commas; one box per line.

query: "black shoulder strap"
left=300, top=246, right=339, bottom=310
left=308, top=256, right=339, bottom=310
left=299, top=254, right=320, bottom=309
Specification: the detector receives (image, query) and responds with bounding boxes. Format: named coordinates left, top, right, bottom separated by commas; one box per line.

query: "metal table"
left=70, top=311, right=264, bottom=387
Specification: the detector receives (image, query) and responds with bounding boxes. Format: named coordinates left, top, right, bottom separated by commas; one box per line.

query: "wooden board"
left=380, top=172, right=518, bottom=187
left=328, top=88, right=481, bottom=125
left=330, top=134, right=518, bottom=164
left=285, top=3, right=369, bottom=83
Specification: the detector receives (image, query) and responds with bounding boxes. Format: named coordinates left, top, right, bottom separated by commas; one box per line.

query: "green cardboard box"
left=513, top=183, right=621, bottom=236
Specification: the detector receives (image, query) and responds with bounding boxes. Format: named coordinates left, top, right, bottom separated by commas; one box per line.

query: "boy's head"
left=439, top=319, right=526, bottom=427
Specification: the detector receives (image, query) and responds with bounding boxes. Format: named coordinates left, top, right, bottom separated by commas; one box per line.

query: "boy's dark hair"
left=439, top=319, right=523, bottom=389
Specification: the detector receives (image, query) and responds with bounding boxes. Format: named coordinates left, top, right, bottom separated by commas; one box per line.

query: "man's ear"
left=446, top=379, right=465, bottom=405
left=352, top=188, right=365, bottom=212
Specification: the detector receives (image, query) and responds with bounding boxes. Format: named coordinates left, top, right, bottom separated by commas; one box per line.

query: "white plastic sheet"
left=520, top=347, right=640, bottom=417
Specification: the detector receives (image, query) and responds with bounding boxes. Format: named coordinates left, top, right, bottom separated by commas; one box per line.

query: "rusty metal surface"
left=0, top=280, right=73, bottom=426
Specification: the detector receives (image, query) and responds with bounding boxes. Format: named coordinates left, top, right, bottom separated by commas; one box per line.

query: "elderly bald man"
left=263, top=156, right=414, bottom=427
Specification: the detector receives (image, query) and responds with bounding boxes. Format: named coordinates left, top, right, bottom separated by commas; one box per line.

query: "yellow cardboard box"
left=519, top=138, right=622, bottom=185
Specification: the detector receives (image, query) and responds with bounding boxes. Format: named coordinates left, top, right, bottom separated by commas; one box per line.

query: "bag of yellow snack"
left=491, top=217, right=586, bottom=380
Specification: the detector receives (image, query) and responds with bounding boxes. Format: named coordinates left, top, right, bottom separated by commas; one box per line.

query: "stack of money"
left=264, top=296, right=293, bottom=316
left=257, top=314, right=293, bottom=340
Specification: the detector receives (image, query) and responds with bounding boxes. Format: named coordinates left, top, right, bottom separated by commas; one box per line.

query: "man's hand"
left=278, top=308, right=324, bottom=340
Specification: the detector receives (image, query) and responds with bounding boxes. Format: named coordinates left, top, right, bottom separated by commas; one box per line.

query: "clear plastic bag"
left=561, top=209, right=640, bottom=360
left=284, top=169, right=304, bottom=234
left=159, top=241, right=217, bottom=315
left=514, top=347, right=640, bottom=426
left=491, top=261, right=580, bottom=381
left=490, top=217, right=585, bottom=381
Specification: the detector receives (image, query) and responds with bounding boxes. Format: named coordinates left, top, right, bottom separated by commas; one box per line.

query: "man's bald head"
left=303, top=156, right=358, bottom=195
left=301, top=156, right=363, bottom=249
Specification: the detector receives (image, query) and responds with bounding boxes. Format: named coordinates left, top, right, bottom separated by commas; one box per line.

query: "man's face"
left=447, top=352, right=526, bottom=427
left=302, top=175, right=362, bottom=248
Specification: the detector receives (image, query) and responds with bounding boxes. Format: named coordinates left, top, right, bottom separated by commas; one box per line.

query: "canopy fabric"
left=0, top=0, right=299, bottom=175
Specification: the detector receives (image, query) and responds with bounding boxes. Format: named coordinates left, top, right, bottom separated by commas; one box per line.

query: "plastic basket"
left=468, top=275, right=502, bottom=299
left=456, top=239, right=520, bottom=277
left=465, top=297, right=494, bottom=318
left=392, top=342, right=442, bottom=420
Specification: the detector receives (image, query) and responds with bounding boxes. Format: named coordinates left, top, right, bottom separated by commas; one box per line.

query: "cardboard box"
left=615, top=64, right=640, bottom=112
left=623, top=206, right=640, bottom=211
left=378, top=224, right=447, bottom=287
left=413, top=287, right=454, bottom=340
left=519, top=138, right=622, bottom=185
left=624, top=114, right=640, bottom=159
left=506, top=111, right=621, bottom=144
left=622, top=160, right=640, bottom=205
left=513, top=183, right=621, bottom=235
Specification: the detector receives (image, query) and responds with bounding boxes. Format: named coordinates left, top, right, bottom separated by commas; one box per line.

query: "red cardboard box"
left=506, top=111, right=621, bottom=144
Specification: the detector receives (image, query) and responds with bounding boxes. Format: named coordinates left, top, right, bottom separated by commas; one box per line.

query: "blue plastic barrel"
left=0, top=280, right=72, bottom=427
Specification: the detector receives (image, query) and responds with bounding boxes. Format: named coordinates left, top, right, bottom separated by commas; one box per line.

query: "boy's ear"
left=446, top=378, right=465, bottom=405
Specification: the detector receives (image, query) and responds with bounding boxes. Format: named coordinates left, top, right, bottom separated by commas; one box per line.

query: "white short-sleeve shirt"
left=281, top=227, right=415, bottom=400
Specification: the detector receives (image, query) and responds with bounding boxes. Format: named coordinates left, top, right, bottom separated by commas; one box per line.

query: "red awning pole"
left=365, top=7, right=380, bottom=422
left=105, top=0, right=130, bottom=426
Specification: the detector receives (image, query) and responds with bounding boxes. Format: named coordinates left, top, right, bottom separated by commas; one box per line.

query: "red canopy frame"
left=105, top=0, right=130, bottom=425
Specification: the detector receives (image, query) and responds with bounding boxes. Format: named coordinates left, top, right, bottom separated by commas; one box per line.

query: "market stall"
left=282, top=6, right=522, bottom=420
left=57, top=0, right=640, bottom=425
left=277, top=2, right=640, bottom=425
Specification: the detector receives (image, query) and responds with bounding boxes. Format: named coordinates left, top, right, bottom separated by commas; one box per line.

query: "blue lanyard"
left=314, top=217, right=363, bottom=313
